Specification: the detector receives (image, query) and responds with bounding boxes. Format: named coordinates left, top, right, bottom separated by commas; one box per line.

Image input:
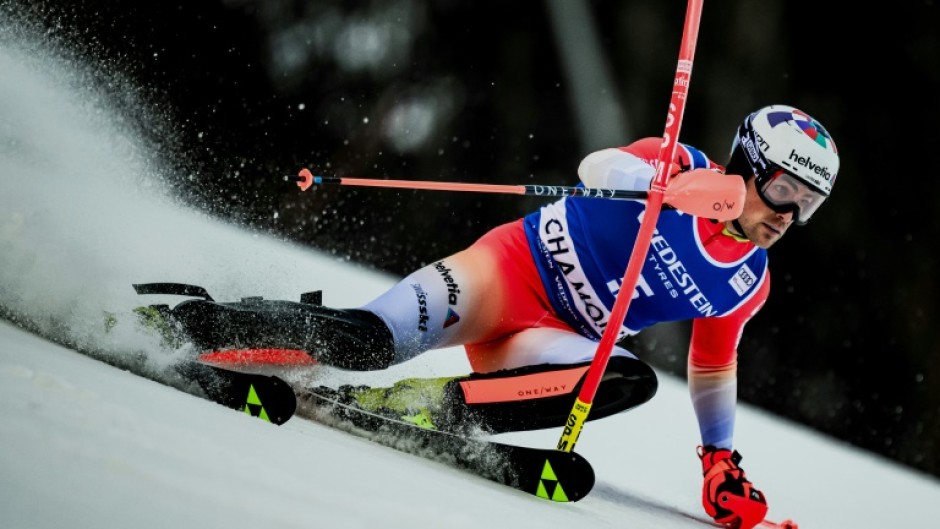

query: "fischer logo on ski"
left=243, top=384, right=271, bottom=422
left=535, top=460, right=570, bottom=502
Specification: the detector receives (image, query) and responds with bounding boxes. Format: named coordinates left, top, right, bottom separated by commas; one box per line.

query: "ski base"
left=299, top=386, right=595, bottom=502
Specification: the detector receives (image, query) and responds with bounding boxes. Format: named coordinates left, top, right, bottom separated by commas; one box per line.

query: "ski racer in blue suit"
left=176, top=104, right=840, bottom=529
left=356, top=104, right=839, bottom=529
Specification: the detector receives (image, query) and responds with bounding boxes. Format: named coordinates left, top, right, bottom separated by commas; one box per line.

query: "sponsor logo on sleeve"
left=434, top=261, right=462, bottom=329
left=410, top=283, right=429, bottom=332
left=729, top=264, right=756, bottom=296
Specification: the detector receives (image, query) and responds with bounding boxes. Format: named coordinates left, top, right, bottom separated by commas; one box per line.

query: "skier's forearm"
left=688, top=362, right=737, bottom=449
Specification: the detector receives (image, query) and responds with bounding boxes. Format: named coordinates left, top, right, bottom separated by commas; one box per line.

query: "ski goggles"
left=756, top=168, right=827, bottom=225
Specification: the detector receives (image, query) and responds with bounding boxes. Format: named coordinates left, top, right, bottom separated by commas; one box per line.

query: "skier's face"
left=734, top=177, right=794, bottom=249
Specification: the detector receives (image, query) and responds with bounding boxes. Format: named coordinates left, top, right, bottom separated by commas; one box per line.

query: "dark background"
left=10, top=0, right=940, bottom=478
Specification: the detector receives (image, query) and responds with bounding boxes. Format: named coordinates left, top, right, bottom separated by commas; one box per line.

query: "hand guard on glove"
left=698, top=445, right=768, bottom=529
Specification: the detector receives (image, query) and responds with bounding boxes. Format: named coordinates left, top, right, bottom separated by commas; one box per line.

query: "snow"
left=4, top=269, right=940, bottom=529
left=2, top=29, right=940, bottom=529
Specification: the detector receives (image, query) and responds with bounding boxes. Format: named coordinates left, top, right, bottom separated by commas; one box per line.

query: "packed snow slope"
left=1, top=26, right=939, bottom=529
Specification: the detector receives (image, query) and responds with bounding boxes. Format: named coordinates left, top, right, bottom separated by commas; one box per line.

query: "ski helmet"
left=728, top=104, right=839, bottom=225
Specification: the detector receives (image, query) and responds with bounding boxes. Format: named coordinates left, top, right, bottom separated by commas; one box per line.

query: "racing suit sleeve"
left=687, top=273, right=770, bottom=449
left=578, top=137, right=714, bottom=190
left=577, top=146, right=657, bottom=190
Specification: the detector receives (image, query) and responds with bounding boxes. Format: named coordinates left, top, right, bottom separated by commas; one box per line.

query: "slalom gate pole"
left=555, top=0, right=705, bottom=453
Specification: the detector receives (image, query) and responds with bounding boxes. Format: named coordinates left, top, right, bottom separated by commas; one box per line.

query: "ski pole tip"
left=295, top=168, right=314, bottom=191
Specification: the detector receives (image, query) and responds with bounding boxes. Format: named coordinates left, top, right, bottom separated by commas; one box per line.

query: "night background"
left=4, top=0, right=939, bottom=480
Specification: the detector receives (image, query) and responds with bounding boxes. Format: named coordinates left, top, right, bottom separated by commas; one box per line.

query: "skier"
left=166, top=104, right=839, bottom=529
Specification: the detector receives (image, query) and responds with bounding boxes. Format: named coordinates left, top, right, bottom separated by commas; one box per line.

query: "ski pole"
left=289, top=166, right=743, bottom=221
left=555, top=0, right=705, bottom=453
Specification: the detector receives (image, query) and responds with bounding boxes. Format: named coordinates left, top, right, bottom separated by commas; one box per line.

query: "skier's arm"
left=577, top=137, right=673, bottom=191
left=689, top=273, right=771, bottom=528
left=687, top=274, right=769, bottom=449
left=578, top=136, right=721, bottom=192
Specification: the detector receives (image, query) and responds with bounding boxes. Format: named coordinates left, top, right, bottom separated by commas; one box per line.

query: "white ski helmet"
left=729, top=104, right=840, bottom=224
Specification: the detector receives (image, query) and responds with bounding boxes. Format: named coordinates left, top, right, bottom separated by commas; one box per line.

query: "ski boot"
left=130, top=282, right=396, bottom=370
left=315, top=375, right=462, bottom=430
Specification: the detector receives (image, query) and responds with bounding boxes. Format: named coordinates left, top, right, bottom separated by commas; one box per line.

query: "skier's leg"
left=439, top=327, right=659, bottom=433
left=362, top=219, right=559, bottom=365
left=439, top=355, right=657, bottom=433
left=159, top=220, right=543, bottom=371
left=332, top=327, right=658, bottom=433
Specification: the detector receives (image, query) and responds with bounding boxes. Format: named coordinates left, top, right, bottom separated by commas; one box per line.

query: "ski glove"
left=698, top=445, right=768, bottom=529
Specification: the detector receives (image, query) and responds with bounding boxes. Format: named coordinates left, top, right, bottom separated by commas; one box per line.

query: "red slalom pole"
left=556, top=0, right=705, bottom=452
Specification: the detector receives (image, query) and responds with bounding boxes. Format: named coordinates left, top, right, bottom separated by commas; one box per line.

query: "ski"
left=298, top=386, right=595, bottom=502
left=180, top=361, right=298, bottom=426
left=128, top=281, right=593, bottom=499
